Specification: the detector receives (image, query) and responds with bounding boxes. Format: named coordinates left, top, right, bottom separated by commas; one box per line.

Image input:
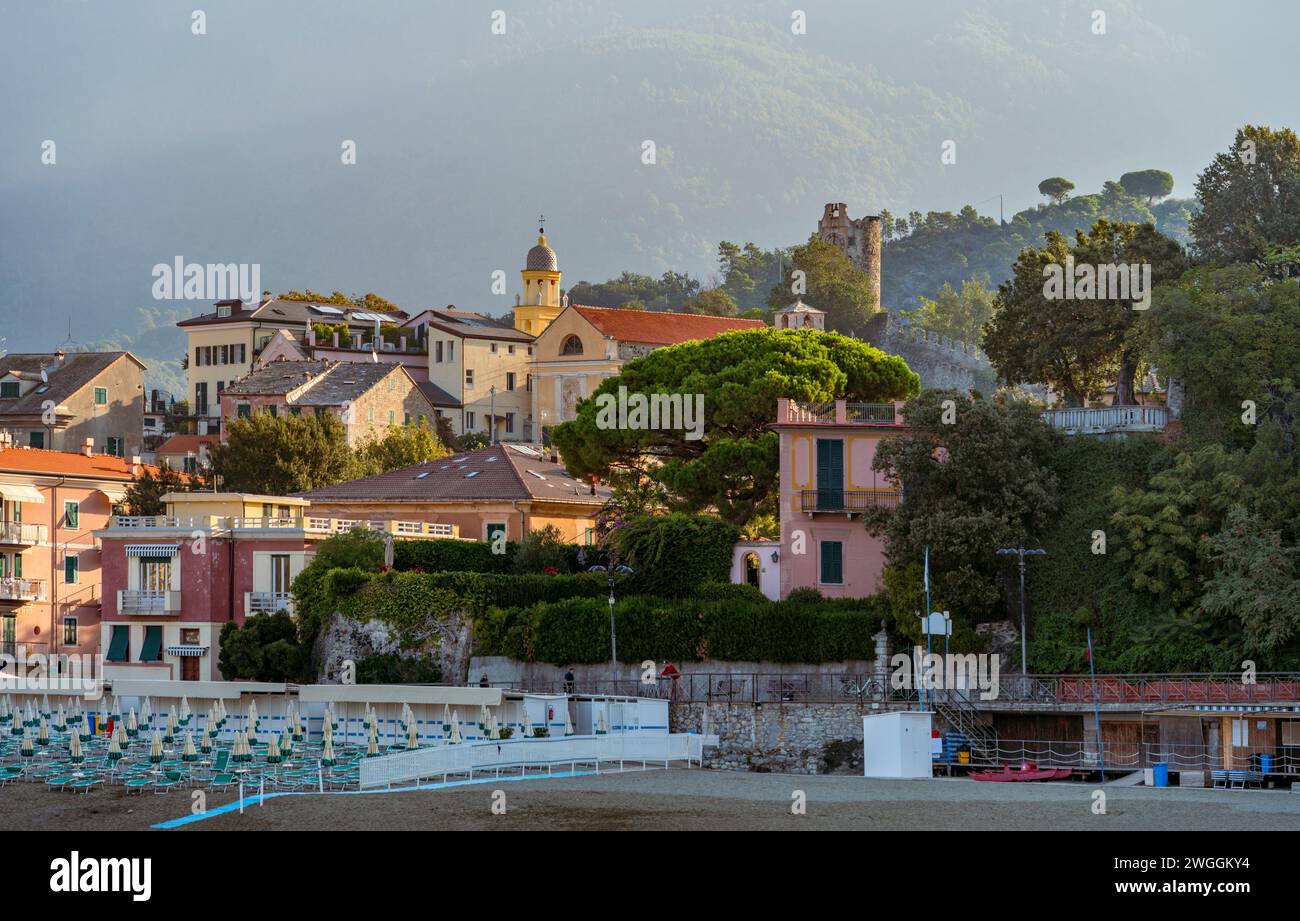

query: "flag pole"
left=1087, top=627, right=1105, bottom=782
left=923, top=546, right=932, bottom=714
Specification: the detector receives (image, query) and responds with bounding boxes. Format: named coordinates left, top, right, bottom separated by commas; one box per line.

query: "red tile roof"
left=156, top=434, right=218, bottom=456
left=571, top=305, right=765, bottom=346
left=0, top=448, right=161, bottom=481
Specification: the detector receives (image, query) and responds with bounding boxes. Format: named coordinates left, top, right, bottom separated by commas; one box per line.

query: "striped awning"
left=0, top=483, right=44, bottom=504
left=165, top=645, right=207, bottom=658
left=99, top=485, right=129, bottom=504
left=125, top=544, right=180, bottom=558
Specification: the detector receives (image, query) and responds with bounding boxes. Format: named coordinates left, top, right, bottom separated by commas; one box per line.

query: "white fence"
left=359, top=733, right=713, bottom=789
left=1041, top=406, right=1169, bottom=435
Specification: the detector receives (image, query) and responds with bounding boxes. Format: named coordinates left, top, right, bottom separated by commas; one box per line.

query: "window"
left=435, top=341, right=444, bottom=363
left=194, top=347, right=204, bottom=366
left=506, top=372, right=516, bottom=391
left=64, top=501, right=79, bottom=529
left=107, top=436, right=123, bottom=457
left=237, top=403, right=251, bottom=418
left=267, top=404, right=277, bottom=418
left=404, top=413, right=411, bottom=426
left=219, top=345, right=229, bottom=365
left=465, top=411, right=476, bottom=431
left=139, top=558, right=170, bottom=592
left=64, top=554, right=79, bottom=584
left=62, top=617, right=77, bottom=646
left=388, top=410, right=396, bottom=425
left=490, top=343, right=498, bottom=354
left=105, top=625, right=129, bottom=662
left=94, top=387, right=107, bottom=405
left=1231, top=719, right=1249, bottom=747
left=447, top=342, right=455, bottom=362
left=289, top=406, right=301, bottom=416
left=140, top=625, right=163, bottom=662
left=815, top=439, right=845, bottom=510
left=367, top=406, right=375, bottom=423
left=820, top=541, right=844, bottom=585
left=271, top=554, right=292, bottom=595
left=465, top=369, right=474, bottom=387
left=0, top=381, right=18, bottom=398
left=195, top=382, right=209, bottom=416
left=561, top=335, right=583, bottom=356
left=526, top=374, right=532, bottom=393
left=236, top=344, right=246, bottom=363
left=508, top=345, right=515, bottom=355
left=486, top=522, right=507, bottom=544
left=505, top=412, right=515, bottom=434
left=28, top=431, right=44, bottom=449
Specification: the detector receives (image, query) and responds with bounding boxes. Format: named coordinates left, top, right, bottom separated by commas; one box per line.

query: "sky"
left=1, top=0, right=1296, bottom=353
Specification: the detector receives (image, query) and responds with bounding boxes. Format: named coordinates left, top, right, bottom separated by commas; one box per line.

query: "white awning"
left=165, top=645, right=208, bottom=658
left=125, top=543, right=180, bottom=558
left=99, top=485, right=129, bottom=504
left=0, top=483, right=44, bottom=504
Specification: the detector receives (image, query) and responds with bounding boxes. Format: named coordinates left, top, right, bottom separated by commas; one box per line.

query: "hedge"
left=392, top=537, right=584, bottom=575
left=609, top=513, right=740, bottom=598
left=475, top=593, right=888, bottom=664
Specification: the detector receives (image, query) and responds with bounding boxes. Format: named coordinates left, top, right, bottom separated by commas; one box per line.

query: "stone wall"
left=471, top=656, right=877, bottom=690
left=862, top=311, right=990, bottom=392
left=671, top=700, right=878, bottom=774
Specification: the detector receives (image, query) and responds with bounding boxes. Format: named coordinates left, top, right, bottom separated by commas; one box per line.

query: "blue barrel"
left=1152, top=762, right=1169, bottom=787
left=1261, top=754, right=1273, bottom=774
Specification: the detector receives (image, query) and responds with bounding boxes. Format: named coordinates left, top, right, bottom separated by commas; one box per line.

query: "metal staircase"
left=932, top=691, right=998, bottom=764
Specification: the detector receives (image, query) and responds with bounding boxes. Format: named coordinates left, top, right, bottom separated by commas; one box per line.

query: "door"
left=1, top=614, right=14, bottom=657
left=816, top=438, right=844, bottom=510
left=181, top=656, right=200, bottom=681
left=270, top=554, right=291, bottom=606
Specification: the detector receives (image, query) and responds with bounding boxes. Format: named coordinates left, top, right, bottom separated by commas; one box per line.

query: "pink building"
left=770, top=398, right=905, bottom=599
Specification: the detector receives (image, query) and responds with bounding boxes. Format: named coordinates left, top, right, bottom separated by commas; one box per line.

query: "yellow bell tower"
left=513, top=224, right=564, bottom=336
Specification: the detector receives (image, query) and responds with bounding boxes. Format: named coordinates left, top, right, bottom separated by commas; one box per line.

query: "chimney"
left=81, top=437, right=94, bottom=458
left=130, top=455, right=142, bottom=476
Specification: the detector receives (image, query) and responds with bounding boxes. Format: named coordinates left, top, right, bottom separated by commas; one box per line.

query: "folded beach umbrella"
left=41, top=694, right=50, bottom=717
left=180, top=697, right=191, bottom=724
left=69, top=730, right=83, bottom=763
left=266, top=734, right=282, bottom=764
left=0, top=695, right=9, bottom=723
left=320, top=737, right=336, bottom=767
left=366, top=726, right=380, bottom=758
left=488, top=713, right=500, bottom=741
left=449, top=711, right=462, bottom=745
left=37, top=717, right=50, bottom=746
left=126, top=708, right=138, bottom=737
left=247, top=701, right=259, bottom=736
left=406, top=719, right=419, bottom=750
left=181, top=731, right=198, bottom=762
left=281, top=730, right=294, bottom=760
left=79, top=712, right=92, bottom=742
left=596, top=711, right=607, bottom=735
left=564, top=708, right=574, bottom=737
left=441, top=704, right=451, bottom=737
left=163, top=712, right=177, bottom=744
left=106, top=730, right=122, bottom=762
left=149, top=729, right=164, bottom=764
left=19, top=726, right=34, bottom=757
left=54, top=705, right=66, bottom=733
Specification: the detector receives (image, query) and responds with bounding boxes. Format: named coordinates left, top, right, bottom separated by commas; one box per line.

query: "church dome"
left=525, top=230, right=558, bottom=272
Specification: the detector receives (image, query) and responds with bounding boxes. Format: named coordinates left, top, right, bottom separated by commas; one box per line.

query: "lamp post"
left=579, top=548, right=634, bottom=673
left=996, top=547, right=1046, bottom=677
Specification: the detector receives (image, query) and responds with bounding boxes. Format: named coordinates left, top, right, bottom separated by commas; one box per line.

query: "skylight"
left=465, top=470, right=480, bottom=478
left=414, top=472, right=430, bottom=479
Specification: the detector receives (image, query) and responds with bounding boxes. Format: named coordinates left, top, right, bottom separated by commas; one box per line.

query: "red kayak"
left=968, top=762, right=1073, bottom=782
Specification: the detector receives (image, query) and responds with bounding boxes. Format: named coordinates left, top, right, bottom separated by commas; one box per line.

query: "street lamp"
left=996, top=547, right=1046, bottom=676
left=579, top=548, right=634, bottom=669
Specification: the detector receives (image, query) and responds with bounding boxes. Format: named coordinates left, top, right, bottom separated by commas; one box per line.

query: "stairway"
left=932, top=691, right=998, bottom=763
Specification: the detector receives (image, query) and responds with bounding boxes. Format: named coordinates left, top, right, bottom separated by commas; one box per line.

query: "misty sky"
left=1, top=0, right=1296, bottom=353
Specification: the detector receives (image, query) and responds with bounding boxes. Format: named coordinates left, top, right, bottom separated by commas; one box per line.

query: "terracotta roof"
left=571, top=305, right=765, bottom=345
left=416, top=380, right=459, bottom=408
left=0, top=448, right=160, bottom=481
left=299, top=444, right=610, bottom=505
left=0, top=352, right=143, bottom=416
left=156, top=434, right=218, bottom=456
left=223, top=359, right=408, bottom=405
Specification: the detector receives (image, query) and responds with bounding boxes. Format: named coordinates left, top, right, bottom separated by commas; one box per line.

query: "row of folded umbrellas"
left=1, top=695, right=591, bottom=766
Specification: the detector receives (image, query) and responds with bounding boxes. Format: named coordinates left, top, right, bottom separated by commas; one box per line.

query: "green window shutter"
left=64, top=555, right=78, bottom=583
left=816, top=439, right=845, bottom=510
left=64, top=501, right=79, bottom=528
left=13, top=554, right=21, bottom=578
left=140, top=626, right=163, bottom=662
left=0, top=381, right=18, bottom=398
left=268, top=404, right=277, bottom=418
left=820, top=541, right=844, bottom=584
left=486, top=523, right=507, bottom=544
left=28, top=431, right=43, bottom=449
left=94, top=387, right=107, bottom=405
left=238, top=403, right=251, bottom=418
left=106, top=626, right=129, bottom=662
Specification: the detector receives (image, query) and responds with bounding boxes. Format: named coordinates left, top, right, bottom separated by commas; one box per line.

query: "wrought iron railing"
left=798, top=489, right=901, bottom=513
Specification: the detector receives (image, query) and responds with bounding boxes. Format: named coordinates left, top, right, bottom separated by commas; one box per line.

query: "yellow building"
left=513, top=228, right=564, bottom=336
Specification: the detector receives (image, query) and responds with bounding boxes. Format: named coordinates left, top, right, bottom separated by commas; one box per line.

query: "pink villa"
left=734, top=399, right=905, bottom=600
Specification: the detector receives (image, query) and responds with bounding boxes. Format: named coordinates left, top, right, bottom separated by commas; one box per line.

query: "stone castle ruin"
left=815, top=202, right=990, bottom=391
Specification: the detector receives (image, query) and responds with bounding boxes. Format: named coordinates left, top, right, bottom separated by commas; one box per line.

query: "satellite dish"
left=40, top=367, right=48, bottom=384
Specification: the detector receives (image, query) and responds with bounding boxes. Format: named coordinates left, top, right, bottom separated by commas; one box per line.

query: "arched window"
left=743, top=552, right=761, bottom=587
left=561, top=335, right=584, bottom=356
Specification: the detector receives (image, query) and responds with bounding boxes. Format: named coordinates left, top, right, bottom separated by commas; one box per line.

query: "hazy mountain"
left=1, top=0, right=1295, bottom=392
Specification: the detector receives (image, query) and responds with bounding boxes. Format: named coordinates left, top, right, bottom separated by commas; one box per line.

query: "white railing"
left=118, top=589, right=180, bottom=615
left=0, top=578, right=46, bottom=602
left=359, top=733, right=713, bottom=789
left=108, top=515, right=458, bottom=539
left=783, top=400, right=901, bottom=426
left=1041, top=406, right=1169, bottom=435
left=0, top=522, right=47, bottom=544
left=246, top=591, right=293, bottom=614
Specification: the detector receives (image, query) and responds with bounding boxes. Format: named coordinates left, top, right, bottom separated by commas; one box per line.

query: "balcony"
left=117, top=589, right=182, bottom=615
left=0, top=578, right=46, bottom=604
left=245, top=591, right=293, bottom=615
left=779, top=399, right=904, bottom=426
left=799, top=489, right=902, bottom=514
left=0, top=522, right=47, bottom=547
left=1041, top=405, right=1169, bottom=436
left=108, top=515, right=459, bottom=539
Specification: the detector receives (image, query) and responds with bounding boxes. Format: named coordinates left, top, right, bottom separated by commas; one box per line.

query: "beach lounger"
left=124, top=778, right=153, bottom=794
left=209, top=773, right=236, bottom=792
left=69, top=778, right=101, bottom=794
